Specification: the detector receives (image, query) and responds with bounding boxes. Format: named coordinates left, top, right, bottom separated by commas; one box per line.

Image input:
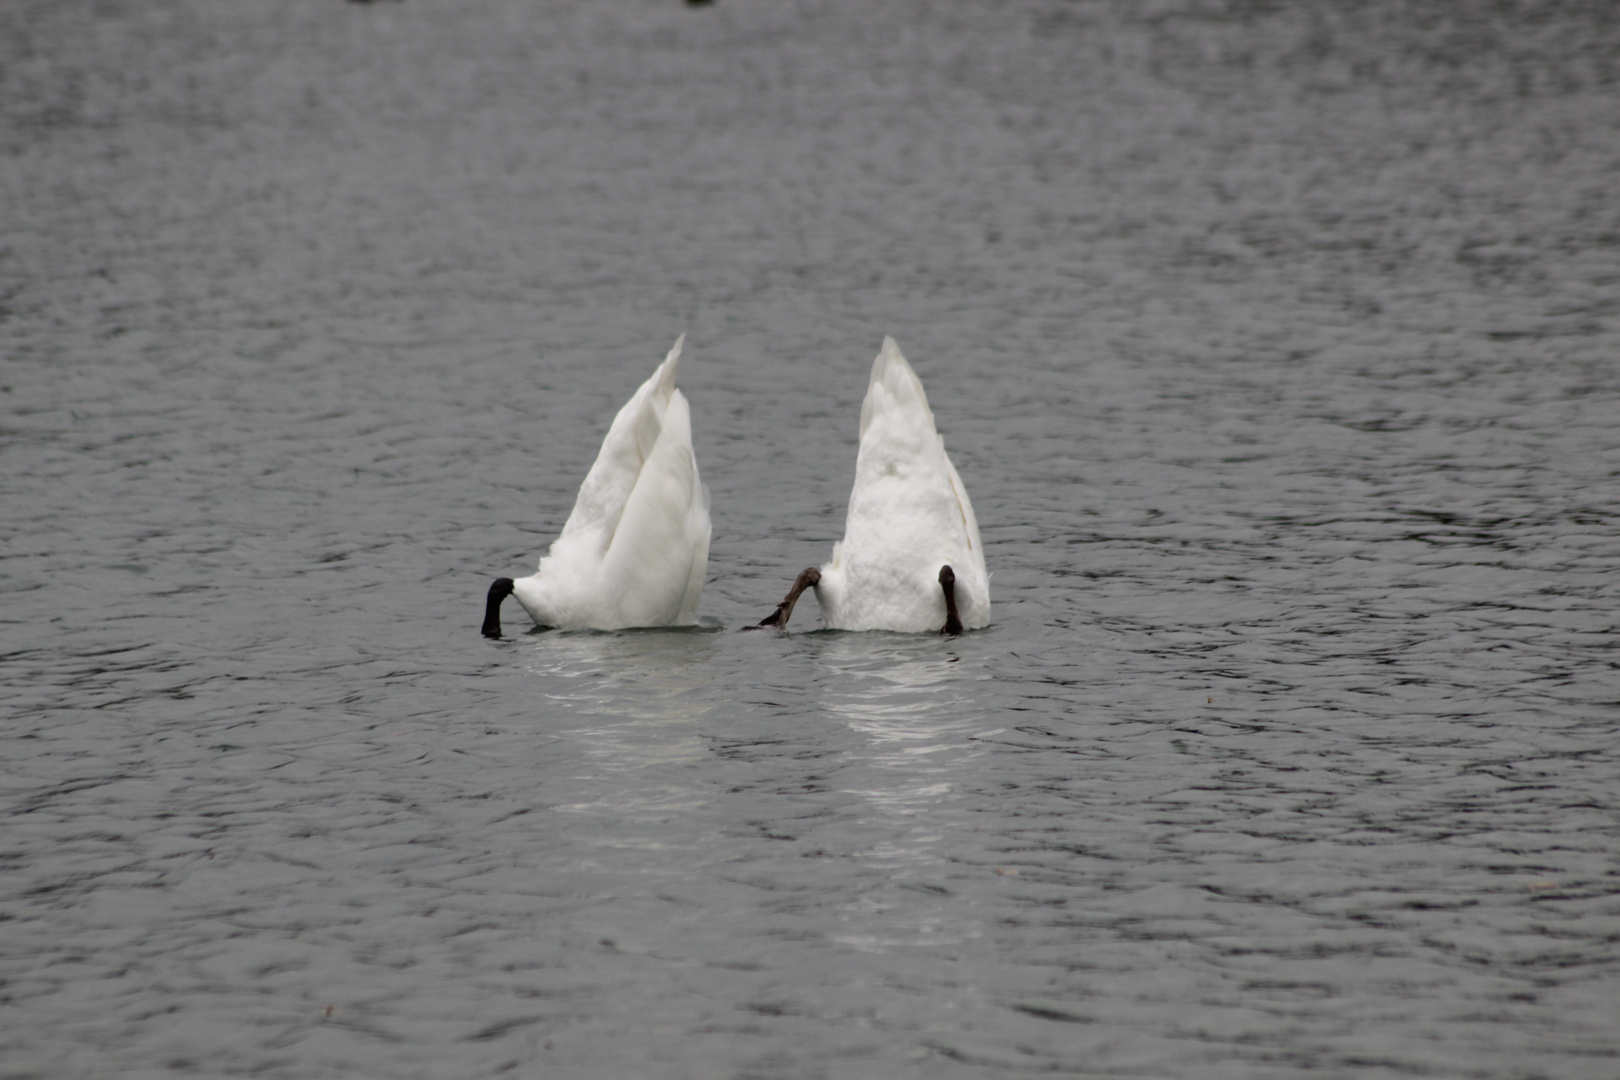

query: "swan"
left=482, top=336, right=710, bottom=636
left=758, top=337, right=989, bottom=635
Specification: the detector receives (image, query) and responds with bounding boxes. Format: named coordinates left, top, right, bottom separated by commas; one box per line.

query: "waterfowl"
left=483, top=336, right=710, bottom=635
left=758, top=337, right=989, bottom=634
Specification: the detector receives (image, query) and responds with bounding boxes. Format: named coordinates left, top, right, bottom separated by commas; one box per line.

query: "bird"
left=757, top=337, right=989, bottom=635
left=482, top=336, right=710, bottom=636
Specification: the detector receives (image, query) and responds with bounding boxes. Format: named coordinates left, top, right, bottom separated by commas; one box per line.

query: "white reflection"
left=514, top=628, right=721, bottom=819
left=518, top=626, right=721, bottom=723
left=815, top=635, right=1000, bottom=873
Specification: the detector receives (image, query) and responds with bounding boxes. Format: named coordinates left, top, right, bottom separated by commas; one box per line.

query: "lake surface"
left=3, top=1, right=1619, bottom=1077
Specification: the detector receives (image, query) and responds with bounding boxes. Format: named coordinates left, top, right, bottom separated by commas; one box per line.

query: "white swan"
left=482, top=336, right=710, bottom=635
left=758, top=337, right=989, bottom=634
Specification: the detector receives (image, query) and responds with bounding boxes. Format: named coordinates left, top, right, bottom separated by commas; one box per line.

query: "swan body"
left=485, top=336, right=710, bottom=634
left=810, top=337, right=989, bottom=632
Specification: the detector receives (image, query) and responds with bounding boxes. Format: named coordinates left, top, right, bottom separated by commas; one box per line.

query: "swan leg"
left=939, top=565, right=963, bottom=636
left=752, top=568, right=821, bottom=631
left=482, top=577, right=515, bottom=638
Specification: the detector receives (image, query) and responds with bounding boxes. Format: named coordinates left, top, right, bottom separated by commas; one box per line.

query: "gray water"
left=4, top=1, right=1619, bottom=1077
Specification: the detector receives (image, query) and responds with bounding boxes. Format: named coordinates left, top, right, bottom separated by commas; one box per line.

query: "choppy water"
left=4, top=1, right=1619, bottom=1077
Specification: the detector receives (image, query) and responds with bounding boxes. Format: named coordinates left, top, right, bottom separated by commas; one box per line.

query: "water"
left=3, top=1, right=1619, bottom=1076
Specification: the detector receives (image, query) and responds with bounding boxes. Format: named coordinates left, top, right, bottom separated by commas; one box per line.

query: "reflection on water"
left=519, top=626, right=723, bottom=720
left=515, top=628, right=725, bottom=820
left=815, top=637, right=1000, bottom=885
left=814, top=633, right=997, bottom=735
left=811, top=639, right=996, bottom=953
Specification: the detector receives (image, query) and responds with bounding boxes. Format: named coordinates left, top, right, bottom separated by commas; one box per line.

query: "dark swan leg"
left=939, top=565, right=964, bottom=636
left=482, top=577, right=515, bottom=639
left=752, top=567, right=821, bottom=631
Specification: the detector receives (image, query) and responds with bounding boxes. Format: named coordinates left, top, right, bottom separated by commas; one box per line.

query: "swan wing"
left=941, top=445, right=991, bottom=625
left=546, top=335, right=683, bottom=565
left=597, top=387, right=711, bottom=627
left=676, top=480, right=712, bottom=624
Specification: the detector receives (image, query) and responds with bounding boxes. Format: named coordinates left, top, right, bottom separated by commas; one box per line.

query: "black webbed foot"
left=482, top=577, right=515, bottom=638
left=750, top=568, right=821, bottom=631
left=939, top=565, right=963, bottom=636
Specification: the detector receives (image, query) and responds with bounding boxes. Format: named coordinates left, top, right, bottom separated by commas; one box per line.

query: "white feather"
left=510, top=336, right=711, bottom=630
left=813, top=337, right=990, bottom=631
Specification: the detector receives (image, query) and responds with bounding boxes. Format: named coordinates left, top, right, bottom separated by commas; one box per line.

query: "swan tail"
left=598, top=387, right=708, bottom=626
left=654, top=333, right=683, bottom=405
left=552, top=336, right=687, bottom=561
left=830, top=338, right=992, bottom=632
left=859, top=336, right=936, bottom=441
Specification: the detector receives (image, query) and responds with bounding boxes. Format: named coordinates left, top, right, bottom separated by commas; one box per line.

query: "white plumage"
left=815, top=337, right=990, bottom=631
left=758, top=337, right=988, bottom=634
left=485, top=336, right=710, bottom=634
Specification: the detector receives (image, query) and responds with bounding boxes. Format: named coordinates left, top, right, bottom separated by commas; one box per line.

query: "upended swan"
left=758, top=337, right=989, bottom=635
left=482, top=336, right=710, bottom=636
